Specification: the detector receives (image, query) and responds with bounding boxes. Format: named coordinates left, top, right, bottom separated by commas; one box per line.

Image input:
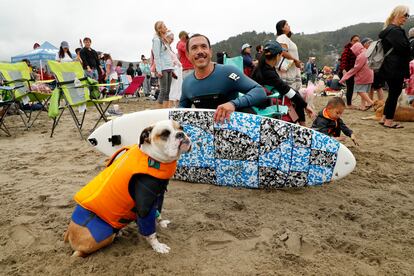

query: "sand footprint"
left=9, top=225, right=36, bottom=248
left=279, top=229, right=316, bottom=257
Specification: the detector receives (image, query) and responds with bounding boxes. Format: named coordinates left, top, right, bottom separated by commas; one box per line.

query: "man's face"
left=186, top=36, right=212, bottom=70
left=84, top=40, right=91, bottom=49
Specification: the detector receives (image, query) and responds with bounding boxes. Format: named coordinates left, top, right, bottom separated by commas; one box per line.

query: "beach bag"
left=365, top=39, right=393, bottom=72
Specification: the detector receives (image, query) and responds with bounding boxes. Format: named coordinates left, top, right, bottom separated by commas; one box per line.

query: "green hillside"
left=212, top=20, right=414, bottom=67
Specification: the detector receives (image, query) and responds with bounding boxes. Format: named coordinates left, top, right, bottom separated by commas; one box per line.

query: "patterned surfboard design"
left=170, top=110, right=341, bottom=188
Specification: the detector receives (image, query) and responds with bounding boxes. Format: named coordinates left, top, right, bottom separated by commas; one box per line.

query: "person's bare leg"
left=369, top=89, right=374, bottom=100
left=377, top=88, right=384, bottom=101
left=359, top=92, right=374, bottom=110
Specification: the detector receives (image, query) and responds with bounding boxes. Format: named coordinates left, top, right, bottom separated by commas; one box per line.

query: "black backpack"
left=410, top=38, right=414, bottom=59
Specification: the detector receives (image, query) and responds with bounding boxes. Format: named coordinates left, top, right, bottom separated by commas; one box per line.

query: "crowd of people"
left=150, top=5, right=413, bottom=143
left=6, top=5, right=413, bottom=140
left=147, top=4, right=413, bottom=140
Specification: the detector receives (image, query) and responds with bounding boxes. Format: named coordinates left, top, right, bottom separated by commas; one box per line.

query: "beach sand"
left=1, top=95, right=413, bottom=275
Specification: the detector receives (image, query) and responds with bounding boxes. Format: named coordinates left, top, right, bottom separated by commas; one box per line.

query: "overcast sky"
left=0, top=0, right=412, bottom=62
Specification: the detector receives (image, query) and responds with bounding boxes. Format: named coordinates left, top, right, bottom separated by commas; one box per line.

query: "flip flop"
left=360, top=104, right=374, bottom=111
left=378, top=121, right=385, bottom=125
left=383, top=123, right=404, bottom=129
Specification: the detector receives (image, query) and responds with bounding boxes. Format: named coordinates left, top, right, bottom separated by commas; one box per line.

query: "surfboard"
left=88, top=108, right=356, bottom=188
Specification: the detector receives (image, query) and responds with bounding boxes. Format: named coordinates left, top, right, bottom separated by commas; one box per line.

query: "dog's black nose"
left=176, top=132, right=185, bottom=139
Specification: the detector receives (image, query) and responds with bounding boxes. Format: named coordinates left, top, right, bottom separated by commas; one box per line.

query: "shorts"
left=354, top=83, right=371, bottom=93
left=372, top=72, right=385, bottom=89
left=71, top=205, right=118, bottom=243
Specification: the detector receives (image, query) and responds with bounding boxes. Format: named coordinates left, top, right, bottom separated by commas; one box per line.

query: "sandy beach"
left=1, top=94, right=413, bottom=275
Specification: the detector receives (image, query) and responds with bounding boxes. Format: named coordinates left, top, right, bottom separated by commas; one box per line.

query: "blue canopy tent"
left=11, top=41, right=58, bottom=79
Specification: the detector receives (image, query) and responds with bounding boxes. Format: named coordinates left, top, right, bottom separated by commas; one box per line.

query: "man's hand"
left=157, top=72, right=163, bottom=79
left=294, top=59, right=301, bottom=68
left=214, top=102, right=235, bottom=123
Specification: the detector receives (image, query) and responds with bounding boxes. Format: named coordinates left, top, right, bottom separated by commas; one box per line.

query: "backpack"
left=365, top=39, right=393, bottom=72
left=409, top=38, right=414, bottom=59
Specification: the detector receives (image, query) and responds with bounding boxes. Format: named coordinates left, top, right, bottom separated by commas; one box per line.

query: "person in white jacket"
left=165, top=31, right=182, bottom=107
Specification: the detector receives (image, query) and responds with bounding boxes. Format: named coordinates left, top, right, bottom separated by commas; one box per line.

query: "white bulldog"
left=64, top=120, right=191, bottom=257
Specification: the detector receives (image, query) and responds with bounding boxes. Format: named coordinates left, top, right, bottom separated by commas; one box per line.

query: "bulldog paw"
left=145, top=233, right=170, bottom=254
left=158, top=219, right=171, bottom=228
left=152, top=241, right=171, bottom=254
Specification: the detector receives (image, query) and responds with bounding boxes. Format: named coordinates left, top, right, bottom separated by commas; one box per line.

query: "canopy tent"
left=11, top=41, right=58, bottom=79
left=11, top=41, right=58, bottom=66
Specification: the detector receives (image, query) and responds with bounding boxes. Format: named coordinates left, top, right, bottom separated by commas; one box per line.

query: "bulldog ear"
left=139, top=126, right=153, bottom=146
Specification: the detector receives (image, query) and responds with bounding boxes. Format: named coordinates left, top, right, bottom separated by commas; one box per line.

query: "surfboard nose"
left=332, top=144, right=356, bottom=181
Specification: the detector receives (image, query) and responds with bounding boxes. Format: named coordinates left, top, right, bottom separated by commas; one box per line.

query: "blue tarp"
left=11, top=41, right=58, bottom=67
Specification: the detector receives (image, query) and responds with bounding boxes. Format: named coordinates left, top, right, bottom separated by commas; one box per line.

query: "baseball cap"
left=263, top=40, right=286, bottom=56
left=360, top=37, right=373, bottom=46
left=241, top=43, right=252, bottom=51
left=60, top=41, right=69, bottom=49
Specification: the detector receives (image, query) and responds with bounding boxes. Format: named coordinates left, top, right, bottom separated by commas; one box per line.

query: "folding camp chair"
left=223, top=54, right=243, bottom=70
left=0, top=85, right=26, bottom=136
left=123, top=75, right=145, bottom=98
left=47, top=60, right=122, bottom=139
left=222, top=55, right=288, bottom=119
left=0, top=62, right=53, bottom=129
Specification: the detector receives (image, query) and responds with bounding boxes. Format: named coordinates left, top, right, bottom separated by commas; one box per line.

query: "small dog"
left=361, top=99, right=414, bottom=122
left=64, top=120, right=191, bottom=257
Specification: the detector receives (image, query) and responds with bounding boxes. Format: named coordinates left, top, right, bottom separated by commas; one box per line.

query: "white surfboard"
left=88, top=108, right=356, bottom=188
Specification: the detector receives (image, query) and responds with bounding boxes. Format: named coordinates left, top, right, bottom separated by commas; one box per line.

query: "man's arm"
left=229, top=74, right=267, bottom=109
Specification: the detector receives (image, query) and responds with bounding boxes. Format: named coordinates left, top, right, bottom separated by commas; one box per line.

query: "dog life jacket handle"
left=105, top=146, right=131, bottom=167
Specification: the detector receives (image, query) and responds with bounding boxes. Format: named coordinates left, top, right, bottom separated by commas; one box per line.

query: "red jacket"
left=176, top=40, right=193, bottom=71
left=339, top=43, right=356, bottom=72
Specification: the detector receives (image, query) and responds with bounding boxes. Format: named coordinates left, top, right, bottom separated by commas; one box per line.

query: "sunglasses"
left=404, top=13, right=410, bottom=18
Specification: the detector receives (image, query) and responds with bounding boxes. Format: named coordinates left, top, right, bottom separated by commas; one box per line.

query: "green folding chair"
left=47, top=61, right=122, bottom=139
left=0, top=85, right=24, bottom=136
left=222, top=55, right=288, bottom=119
left=0, top=62, right=53, bottom=129
left=223, top=54, right=243, bottom=70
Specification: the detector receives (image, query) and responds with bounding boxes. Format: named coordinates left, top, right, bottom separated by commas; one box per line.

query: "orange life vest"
left=74, top=145, right=177, bottom=229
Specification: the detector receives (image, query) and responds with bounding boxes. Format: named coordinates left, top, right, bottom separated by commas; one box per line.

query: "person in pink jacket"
left=339, top=42, right=375, bottom=110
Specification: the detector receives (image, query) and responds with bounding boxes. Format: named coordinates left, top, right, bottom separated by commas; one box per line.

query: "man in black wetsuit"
left=179, top=34, right=267, bottom=123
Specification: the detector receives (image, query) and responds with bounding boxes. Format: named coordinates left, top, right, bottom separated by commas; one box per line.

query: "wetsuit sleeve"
left=229, top=74, right=267, bottom=109
left=128, top=174, right=169, bottom=236
left=339, top=119, right=353, bottom=137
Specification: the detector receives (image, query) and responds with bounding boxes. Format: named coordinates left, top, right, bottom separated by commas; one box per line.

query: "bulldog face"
left=139, top=120, right=192, bottom=163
